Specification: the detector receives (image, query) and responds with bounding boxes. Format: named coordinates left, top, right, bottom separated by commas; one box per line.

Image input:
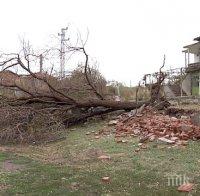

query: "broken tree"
left=0, top=31, right=154, bottom=143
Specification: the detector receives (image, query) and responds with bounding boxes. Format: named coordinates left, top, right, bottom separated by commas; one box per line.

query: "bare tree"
left=0, top=29, right=151, bottom=143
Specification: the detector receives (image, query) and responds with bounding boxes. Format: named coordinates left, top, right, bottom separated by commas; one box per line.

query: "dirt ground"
left=0, top=119, right=200, bottom=195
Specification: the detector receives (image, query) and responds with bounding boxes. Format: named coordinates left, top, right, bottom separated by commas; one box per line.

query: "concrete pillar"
left=184, top=52, right=187, bottom=67
left=39, top=54, right=43, bottom=73
left=199, top=72, right=200, bottom=96
left=187, top=49, right=190, bottom=66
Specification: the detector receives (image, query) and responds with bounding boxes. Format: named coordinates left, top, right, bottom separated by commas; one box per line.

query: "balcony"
left=186, top=62, right=200, bottom=73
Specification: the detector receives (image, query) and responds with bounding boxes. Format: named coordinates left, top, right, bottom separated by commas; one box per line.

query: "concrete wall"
left=182, top=74, right=191, bottom=96
left=163, top=73, right=191, bottom=98
left=194, top=54, right=200, bottom=63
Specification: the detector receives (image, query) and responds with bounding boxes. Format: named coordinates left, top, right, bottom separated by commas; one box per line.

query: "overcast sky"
left=0, top=0, right=200, bottom=85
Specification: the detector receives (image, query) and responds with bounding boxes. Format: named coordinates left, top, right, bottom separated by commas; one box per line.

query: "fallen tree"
left=0, top=39, right=146, bottom=110
left=0, top=31, right=167, bottom=143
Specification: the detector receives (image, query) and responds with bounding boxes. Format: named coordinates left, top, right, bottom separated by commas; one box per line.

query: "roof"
left=183, top=36, right=200, bottom=54
left=194, top=36, right=200, bottom=41
left=0, top=70, right=19, bottom=85
left=21, top=72, right=55, bottom=80
left=183, top=41, right=200, bottom=54
left=0, top=70, right=19, bottom=77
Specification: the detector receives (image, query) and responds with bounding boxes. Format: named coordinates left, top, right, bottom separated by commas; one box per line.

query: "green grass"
left=0, top=120, right=200, bottom=195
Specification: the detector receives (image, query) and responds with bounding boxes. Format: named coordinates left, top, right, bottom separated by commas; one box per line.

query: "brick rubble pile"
left=114, top=107, right=200, bottom=144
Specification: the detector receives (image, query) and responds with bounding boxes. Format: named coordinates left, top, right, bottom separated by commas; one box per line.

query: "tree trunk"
left=76, top=99, right=148, bottom=110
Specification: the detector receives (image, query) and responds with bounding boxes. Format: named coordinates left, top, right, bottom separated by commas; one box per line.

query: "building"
left=158, top=36, right=200, bottom=98
left=143, top=36, right=200, bottom=98
left=183, top=36, right=200, bottom=95
left=0, top=70, right=57, bottom=98
left=0, top=70, right=20, bottom=98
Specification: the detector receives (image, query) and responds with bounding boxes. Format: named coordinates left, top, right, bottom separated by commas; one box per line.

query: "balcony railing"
left=186, top=62, right=200, bottom=72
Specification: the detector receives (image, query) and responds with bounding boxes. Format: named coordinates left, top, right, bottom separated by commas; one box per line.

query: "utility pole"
left=39, top=54, right=43, bottom=73
left=58, top=27, right=68, bottom=78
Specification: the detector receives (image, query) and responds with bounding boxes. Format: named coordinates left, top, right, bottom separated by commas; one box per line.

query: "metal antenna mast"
left=58, top=27, right=68, bottom=78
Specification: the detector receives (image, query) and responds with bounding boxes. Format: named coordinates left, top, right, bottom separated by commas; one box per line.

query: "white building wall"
left=194, top=54, right=200, bottom=63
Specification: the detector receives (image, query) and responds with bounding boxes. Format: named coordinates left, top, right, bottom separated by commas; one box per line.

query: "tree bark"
left=76, top=99, right=148, bottom=110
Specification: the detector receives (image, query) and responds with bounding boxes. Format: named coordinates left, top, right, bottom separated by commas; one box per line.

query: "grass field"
left=0, top=120, right=200, bottom=195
